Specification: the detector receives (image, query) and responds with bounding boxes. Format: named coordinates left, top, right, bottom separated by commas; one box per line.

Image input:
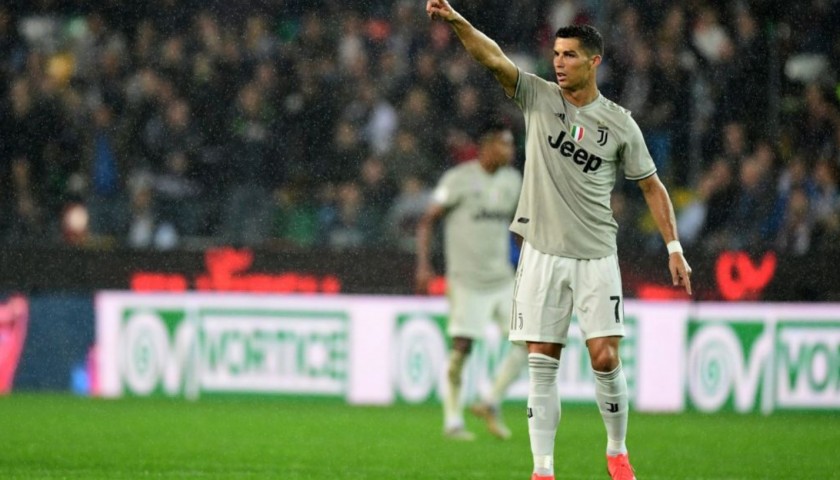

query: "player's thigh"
left=573, top=254, right=625, bottom=341
left=447, top=280, right=496, bottom=339
left=509, top=242, right=574, bottom=345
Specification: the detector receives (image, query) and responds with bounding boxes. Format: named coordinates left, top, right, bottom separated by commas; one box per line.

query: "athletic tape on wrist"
left=666, top=240, right=683, bottom=255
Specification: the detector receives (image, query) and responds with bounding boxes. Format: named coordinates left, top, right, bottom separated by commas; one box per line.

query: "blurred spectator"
left=720, top=7, right=768, bottom=130
left=382, top=128, right=434, bottom=185
left=323, top=120, right=368, bottom=184
left=126, top=175, right=157, bottom=249
left=611, top=190, right=646, bottom=251
left=0, top=77, right=58, bottom=241
left=724, top=157, right=776, bottom=250
left=707, top=121, right=750, bottom=170
left=70, top=12, right=128, bottom=114
left=351, top=83, right=399, bottom=157
left=652, top=43, right=691, bottom=185
left=677, top=174, right=716, bottom=248
left=404, top=50, right=454, bottom=119
left=375, top=48, right=409, bottom=104
left=186, top=53, right=230, bottom=147
left=153, top=150, right=203, bottom=237
left=385, top=174, right=431, bottom=252
left=813, top=157, right=840, bottom=217
left=243, top=15, right=276, bottom=62
left=777, top=154, right=817, bottom=200
left=283, top=59, right=339, bottom=186
left=337, top=11, right=367, bottom=73
left=318, top=180, right=378, bottom=250
left=656, top=4, right=689, bottom=53
left=774, top=187, right=813, bottom=256
left=85, top=103, right=129, bottom=239
left=218, top=82, right=279, bottom=246
left=131, top=19, right=158, bottom=68
left=691, top=6, right=733, bottom=66
left=795, top=83, right=840, bottom=158
left=397, top=86, right=437, bottom=156
left=813, top=207, right=840, bottom=254
left=620, top=40, right=682, bottom=179
left=271, top=185, right=318, bottom=249
left=157, top=35, right=189, bottom=89
left=448, top=84, right=485, bottom=143
left=685, top=158, right=738, bottom=252
left=294, top=11, right=334, bottom=61
left=770, top=154, right=817, bottom=242
left=358, top=154, right=397, bottom=235
left=605, top=4, right=644, bottom=90
left=0, top=7, right=25, bottom=81
left=141, top=97, right=204, bottom=170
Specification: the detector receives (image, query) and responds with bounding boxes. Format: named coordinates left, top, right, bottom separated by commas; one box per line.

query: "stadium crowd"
left=0, top=0, right=838, bottom=256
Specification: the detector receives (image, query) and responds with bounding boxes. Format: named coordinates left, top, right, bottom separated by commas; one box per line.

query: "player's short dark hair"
left=478, top=119, right=511, bottom=143
left=555, top=24, right=604, bottom=57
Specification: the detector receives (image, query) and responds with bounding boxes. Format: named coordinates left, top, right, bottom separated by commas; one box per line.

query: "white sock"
left=528, top=353, right=560, bottom=476
left=443, top=350, right=467, bottom=429
left=593, top=362, right=629, bottom=455
left=484, top=345, right=527, bottom=407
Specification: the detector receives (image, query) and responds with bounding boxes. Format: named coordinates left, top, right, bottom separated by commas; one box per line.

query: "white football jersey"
left=509, top=69, right=656, bottom=259
left=432, top=160, right=522, bottom=289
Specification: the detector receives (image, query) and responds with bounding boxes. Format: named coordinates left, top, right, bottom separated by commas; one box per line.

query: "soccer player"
left=426, top=2, right=693, bottom=479
left=416, top=121, right=527, bottom=441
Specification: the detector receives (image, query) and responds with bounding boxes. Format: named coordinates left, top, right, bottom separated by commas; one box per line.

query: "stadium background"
left=0, top=1, right=839, bottom=478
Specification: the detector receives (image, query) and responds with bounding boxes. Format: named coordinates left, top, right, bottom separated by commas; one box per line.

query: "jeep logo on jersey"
left=547, top=130, right=603, bottom=173
left=473, top=208, right=511, bottom=222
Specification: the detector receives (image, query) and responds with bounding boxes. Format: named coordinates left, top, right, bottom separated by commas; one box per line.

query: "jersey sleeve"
left=513, top=69, right=540, bottom=111
left=620, top=115, right=657, bottom=181
left=431, top=169, right=461, bottom=208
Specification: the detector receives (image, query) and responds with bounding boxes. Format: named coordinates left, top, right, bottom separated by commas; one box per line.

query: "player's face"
left=553, top=37, right=599, bottom=91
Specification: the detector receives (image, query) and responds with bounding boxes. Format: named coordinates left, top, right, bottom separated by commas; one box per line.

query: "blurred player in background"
left=426, top=1, right=692, bottom=478
left=416, top=121, right=526, bottom=441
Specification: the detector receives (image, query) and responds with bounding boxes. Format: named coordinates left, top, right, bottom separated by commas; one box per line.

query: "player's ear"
left=591, top=54, right=602, bottom=68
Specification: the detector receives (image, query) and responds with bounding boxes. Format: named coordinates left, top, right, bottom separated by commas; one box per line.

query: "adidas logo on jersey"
left=547, top=130, right=603, bottom=173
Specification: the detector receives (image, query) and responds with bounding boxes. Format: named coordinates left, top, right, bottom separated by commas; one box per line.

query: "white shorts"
left=447, top=278, right=514, bottom=339
left=509, top=241, right=625, bottom=345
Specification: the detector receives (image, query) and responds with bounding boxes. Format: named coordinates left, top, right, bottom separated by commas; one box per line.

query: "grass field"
left=0, top=394, right=838, bottom=479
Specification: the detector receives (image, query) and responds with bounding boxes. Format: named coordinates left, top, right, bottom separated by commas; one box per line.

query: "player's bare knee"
left=589, top=347, right=619, bottom=372
left=453, top=337, right=473, bottom=354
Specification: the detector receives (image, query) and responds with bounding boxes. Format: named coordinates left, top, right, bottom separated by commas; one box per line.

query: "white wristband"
left=666, top=240, right=683, bottom=255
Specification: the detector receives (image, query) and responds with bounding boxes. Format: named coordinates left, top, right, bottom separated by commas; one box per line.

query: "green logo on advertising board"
left=119, top=308, right=348, bottom=398
left=775, top=322, right=840, bottom=409
left=687, top=320, right=770, bottom=412
left=393, top=313, right=448, bottom=403
left=687, top=318, right=840, bottom=412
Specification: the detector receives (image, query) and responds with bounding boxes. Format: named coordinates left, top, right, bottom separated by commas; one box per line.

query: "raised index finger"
left=682, top=268, right=692, bottom=296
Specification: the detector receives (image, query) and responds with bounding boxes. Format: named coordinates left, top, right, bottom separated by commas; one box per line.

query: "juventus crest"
left=597, top=125, right=609, bottom=146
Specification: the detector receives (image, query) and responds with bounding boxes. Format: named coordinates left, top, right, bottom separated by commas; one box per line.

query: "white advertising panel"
left=95, top=293, right=840, bottom=413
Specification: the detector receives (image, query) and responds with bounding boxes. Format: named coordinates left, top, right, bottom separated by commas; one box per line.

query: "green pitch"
left=0, top=394, right=837, bottom=479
